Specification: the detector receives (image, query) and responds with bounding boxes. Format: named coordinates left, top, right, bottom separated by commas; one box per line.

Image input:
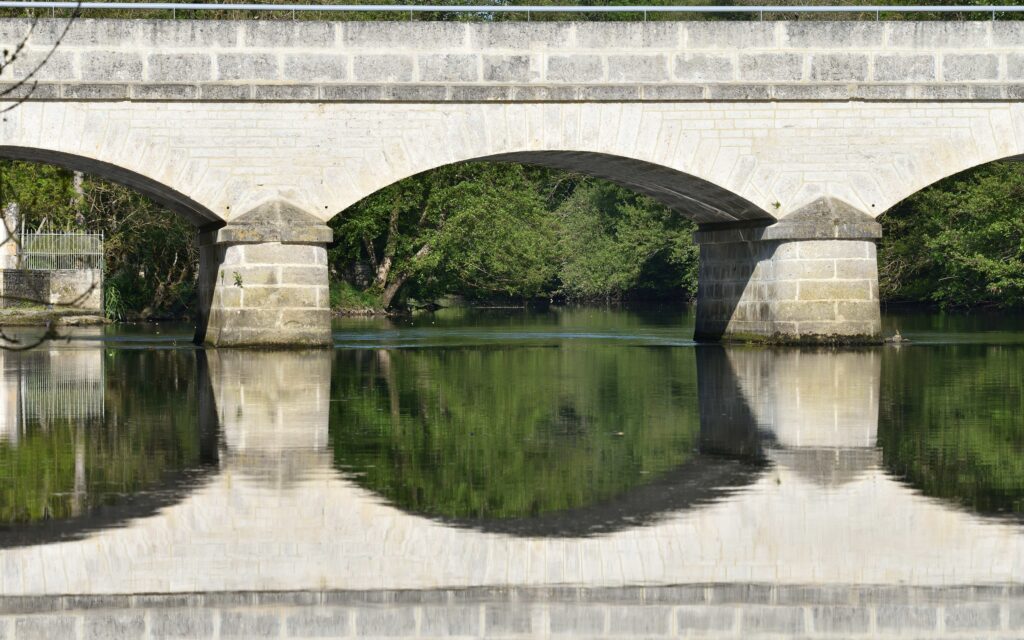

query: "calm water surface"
left=0, top=307, right=1022, bottom=636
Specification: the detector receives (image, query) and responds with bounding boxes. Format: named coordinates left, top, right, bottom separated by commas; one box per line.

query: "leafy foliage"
left=330, top=163, right=700, bottom=308
left=556, top=181, right=698, bottom=301
left=880, top=162, right=1024, bottom=309
left=0, top=160, right=198, bottom=319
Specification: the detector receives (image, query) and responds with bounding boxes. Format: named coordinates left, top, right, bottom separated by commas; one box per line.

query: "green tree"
left=880, top=162, right=1024, bottom=309
left=0, top=160, right=198, bottom=318
left=556, top=181, right=698, bottom=301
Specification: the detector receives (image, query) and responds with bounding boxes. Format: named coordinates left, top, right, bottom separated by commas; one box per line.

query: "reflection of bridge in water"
left=0, top=338, right=105, bottom=445
left=0, top=344, right=1021, bottom=638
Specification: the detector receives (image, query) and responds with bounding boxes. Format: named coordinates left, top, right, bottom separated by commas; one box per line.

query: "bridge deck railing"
left=0, top=2, right=1023, bottom=20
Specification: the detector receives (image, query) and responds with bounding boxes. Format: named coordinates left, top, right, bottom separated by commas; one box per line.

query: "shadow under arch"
left=0, top=145, right=222, bottom=229
left=344, top=150, right=775, bottom=225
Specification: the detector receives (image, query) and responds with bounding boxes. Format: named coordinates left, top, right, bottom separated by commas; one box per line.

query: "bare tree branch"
left=0, top=2, right=81, bottom=113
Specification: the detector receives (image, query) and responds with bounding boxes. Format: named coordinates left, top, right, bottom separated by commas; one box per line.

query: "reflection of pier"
left=0, top=345, right=1022, bottom=637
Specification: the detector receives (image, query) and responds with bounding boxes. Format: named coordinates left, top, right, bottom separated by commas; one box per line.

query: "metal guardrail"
left=0, top=2, right=1021, bottom=17
left=19, top=230, right=103, bottom=271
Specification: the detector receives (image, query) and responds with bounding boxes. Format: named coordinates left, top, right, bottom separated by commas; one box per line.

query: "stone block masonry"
left=2, top=18, right=1024, bottom=345
left=694, top=199, right=882, bottom=344
left=0, top=586, right=1021, bottom=639
left=194, top=201, right=332, bottom=348
left=0, top=268, right=102, bottom=312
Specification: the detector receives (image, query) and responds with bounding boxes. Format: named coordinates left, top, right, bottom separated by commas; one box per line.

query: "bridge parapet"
left=3, top=19, right=1024, bottom=102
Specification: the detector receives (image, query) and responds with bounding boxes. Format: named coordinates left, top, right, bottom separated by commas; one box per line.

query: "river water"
left=0, top=307, right=1021, bottom=638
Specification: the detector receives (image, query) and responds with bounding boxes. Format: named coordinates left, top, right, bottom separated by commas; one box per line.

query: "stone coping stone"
left=5, top=82, right=1024, bottom=103
left=199, top=200, right=333, bottom=245
left=1, top=584, right=1021, bottom=615
left=695, top=198, right=882, bottom=244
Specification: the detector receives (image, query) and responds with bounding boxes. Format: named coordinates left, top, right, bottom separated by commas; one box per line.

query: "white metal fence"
left=19, top=230, right=104, bottom=271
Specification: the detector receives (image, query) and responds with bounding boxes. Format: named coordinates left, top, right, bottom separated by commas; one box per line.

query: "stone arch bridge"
left=2, top=18, right=1022, bottom=345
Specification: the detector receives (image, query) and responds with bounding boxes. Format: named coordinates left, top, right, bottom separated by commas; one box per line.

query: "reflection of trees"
left=330, top=345, right=703, bottom=520
left=879, top=345, right=1024, bottom=517
left=0, top=350, right=212, bottom=526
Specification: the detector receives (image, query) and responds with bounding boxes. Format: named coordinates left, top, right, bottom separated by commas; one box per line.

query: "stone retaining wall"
left=3, top=20, right=1024, bottom=102
left=0, top=268, right=102, bottom=311
left=0, top=586, right=1020, bottom=638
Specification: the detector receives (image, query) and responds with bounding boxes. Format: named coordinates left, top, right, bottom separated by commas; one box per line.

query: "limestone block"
left=741, top=606, right=805, bottom=635
left=344, top=21, right=467, bottom=49
left=886, top=21, right=990, bottom=48
left=285, top=609, right=350, bottom=637
left=132, top=84, right=199, bottom=99
left=243, top=21, right=334, bottom=48
left=942, top=54, right=999, bottom=81
left=677, top=607, right=736, bottom=633
left=354, top=607, right=416, bottom=635
left=607, top=54, right=668, bottom=82
left=15, top=615, right=77, bottom=639
left=283, top=54, right=347, bottom=82
left=607, top=606, right=671, bottom=635
left=944, top=604, right=1002, bottom=632
left=782, top=22, right=883, bottom=49
left=254, top=85, right=317, bottom=100
left=56, top=19, right=137, bottom=46
left=810, top=606, right=870, bottom=634
left=548, top=604, right=606, bottom=635
left=420, top=606, right=481, bottom=636
left=1008, top=53, right=1024, bottom=80
left=3, top=50, right=74, bottom=81
left=216, top=53, right=278, bottom=81
left=482, top=55, right=533, bottom=83
left=147, top=53, right=212, bottom=82
left=575, top=22, right=679, bottom=48
left=739, top=53, right=803, bottom=82
left=353, top=55, right=413, bottom=82
left=810, top=54, right=869, bottom=82
left=80, top=51, right=143, bottom=82
left=546, top=55, right=603, bottom=83
left=470, top=22, right=571, bottom=50
left=874, top=54, right=936, bottom=82
left=875, top=605, right=938, bottom=632
left=673, top=54, right=734, bottom=82
left=143, top=20, right=239, bottom=47
left=418, top=54, right=478, bottom=83
left=83, top=612, right=146, bottom=640
left=219, top=610, right=281, bottom=637
left=685, top=22, right=776, bottom=49
left=798, top=280, right=873, bottom=301
left=149, top=610, right=215, bottom=637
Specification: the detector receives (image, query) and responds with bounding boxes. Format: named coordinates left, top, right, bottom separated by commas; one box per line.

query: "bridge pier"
left=194, top=201, right=333, bottom=348
left=694, top=198, right=882, bottom=345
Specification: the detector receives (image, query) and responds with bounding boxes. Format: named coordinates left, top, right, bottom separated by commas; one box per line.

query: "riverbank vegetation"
left=3, top=155, right=1024, bottom=318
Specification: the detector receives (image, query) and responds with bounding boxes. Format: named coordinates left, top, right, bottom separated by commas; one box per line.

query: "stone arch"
left=0, top=145, right=221, bottom=228
left=877, top=106, right=1024, bottom=217
left=329, top=149, right=774, bottom=227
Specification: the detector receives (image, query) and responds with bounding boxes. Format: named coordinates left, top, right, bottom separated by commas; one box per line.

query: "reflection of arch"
left=356, top=454, right=765, bottom=538
left=0, top=354, right=219, bottom=549
left=0, top=464, right=218, bottom=549
left=331, top=345, right=770, bottom=537
left=0, top=146, right=221, bottom=228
